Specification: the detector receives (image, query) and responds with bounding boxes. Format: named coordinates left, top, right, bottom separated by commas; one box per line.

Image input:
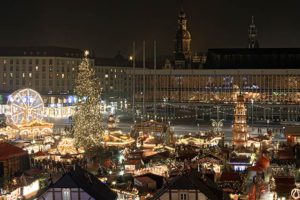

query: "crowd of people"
left=32, top=157, right=88, bottom=173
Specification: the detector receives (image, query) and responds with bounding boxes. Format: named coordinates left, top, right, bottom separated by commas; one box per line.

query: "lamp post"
left=251, top=99, right=254, bottom=131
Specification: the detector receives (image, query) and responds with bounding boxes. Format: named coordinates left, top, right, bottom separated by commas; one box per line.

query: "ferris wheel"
left=7, top=88, right=44, bottom=125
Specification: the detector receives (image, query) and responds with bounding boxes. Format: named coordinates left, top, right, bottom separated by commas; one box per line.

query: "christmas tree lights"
left=73, top=50, right=104, bottom=149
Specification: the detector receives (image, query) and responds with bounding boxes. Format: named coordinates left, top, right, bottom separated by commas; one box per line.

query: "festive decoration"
left=102, top=130, right=135, bottom=147
left=291, top=188, right=300, bottom=199
left=232, top=94, right=248, bottom=146
left=1, top=89, right=53, bottom=139
left=73, top=50, right=104, bottom=149
left=7, top=88, right=44, bottom=125
left=211, top=119, right=224, bottom=133
left=57, top=137, right=84, bottom=155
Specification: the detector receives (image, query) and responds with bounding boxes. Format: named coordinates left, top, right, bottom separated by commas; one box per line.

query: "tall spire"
left=248, top=16, right=259, bottom=48
left=174, top=2, right=192, bottom=68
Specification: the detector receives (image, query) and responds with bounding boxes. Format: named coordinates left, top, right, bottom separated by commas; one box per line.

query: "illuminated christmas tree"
left=73, top=50, right=104, bottom=149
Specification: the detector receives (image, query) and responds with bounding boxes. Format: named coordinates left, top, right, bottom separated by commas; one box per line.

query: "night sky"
left=1, top=0, right=300, bottom=58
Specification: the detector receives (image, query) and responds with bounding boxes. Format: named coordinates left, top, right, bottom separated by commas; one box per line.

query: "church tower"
left=232, top=94, right=248, bottom=146
left=248, top=16, right=259, bottom=48
left=174, top=7, right=192, bottom=67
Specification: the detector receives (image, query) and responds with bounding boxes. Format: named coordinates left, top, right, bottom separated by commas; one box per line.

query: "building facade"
left=0, top=47, right=85, bottom=104
left=150, top=171, right=229, bottom=200
left=38, top=166, right=117, bottom=200
left=0, top=47, right=130, bottom=108
left=1, top=10, right=300, bottom=124
left=130, top=66, right=300, bottom=122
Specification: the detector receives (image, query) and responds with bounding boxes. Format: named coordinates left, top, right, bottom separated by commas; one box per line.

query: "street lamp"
left=251, top=99, right=254, bottom=131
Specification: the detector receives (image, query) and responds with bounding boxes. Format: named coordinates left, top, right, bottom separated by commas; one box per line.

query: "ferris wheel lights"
left=7, top=89, right=44, bottom=125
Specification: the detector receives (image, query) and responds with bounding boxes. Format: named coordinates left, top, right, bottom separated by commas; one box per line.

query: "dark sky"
left=1, top=0, right=300, bottom=58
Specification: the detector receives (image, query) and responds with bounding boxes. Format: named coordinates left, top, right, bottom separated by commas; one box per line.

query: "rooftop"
left=0, top=142, right=27, bottom=160
left=48, top=166, right=117, bottom=200
left=0, top=46, right=85, bottom=58
left=229, top=156, right=251, bottom=164
left=205, top=48, right=300, bottom=69
left=219, top=172, right=242, bottom=182
left=151, top=171, right=229, bottom=200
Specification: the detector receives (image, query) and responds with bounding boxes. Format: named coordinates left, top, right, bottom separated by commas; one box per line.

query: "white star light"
left=84, top=50, right=89, bottom=57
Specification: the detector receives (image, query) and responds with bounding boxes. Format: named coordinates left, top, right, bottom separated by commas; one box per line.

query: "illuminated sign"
left=22, top=180, right=39, bottom=197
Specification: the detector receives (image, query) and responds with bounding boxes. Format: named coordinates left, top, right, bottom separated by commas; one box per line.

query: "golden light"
left=129, top=55, right=133, bottom=61
left=84, top=50, right=89, bottom=57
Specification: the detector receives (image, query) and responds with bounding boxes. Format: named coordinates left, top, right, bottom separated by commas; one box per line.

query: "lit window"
left=3, top=60, right=6, bottom=64
left=29, top=73, right=32, bottom=78
left=62, top=74, right=65, bottom=79
left=62, top=188, right=70, bottom=200
left=72, top=67, right=75, bottom=71
left=180, top=193, right=188, bottom=200
left=22, top=73, right=25, bottom=78
left=10, top=73, right=13, bottom=78
left=36, top=66, right=39, bottom=71
left=105, top=74, right=109, bottom=78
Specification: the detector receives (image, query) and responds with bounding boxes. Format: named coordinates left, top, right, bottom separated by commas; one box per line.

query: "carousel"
left=1, top=89, right=54, bottom=139
left=101, top=115, right=135, bottom=147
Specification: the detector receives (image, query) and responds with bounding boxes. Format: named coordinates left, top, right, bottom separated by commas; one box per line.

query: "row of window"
left=96, top=68, right=125, bottom=73
left=1, top=65, right=77, bottom=72
left=2, top=72, right=75, bottom=79
left=2, top=58, right=91, bottom=66
left=2, top=79, right=74, bottom=86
